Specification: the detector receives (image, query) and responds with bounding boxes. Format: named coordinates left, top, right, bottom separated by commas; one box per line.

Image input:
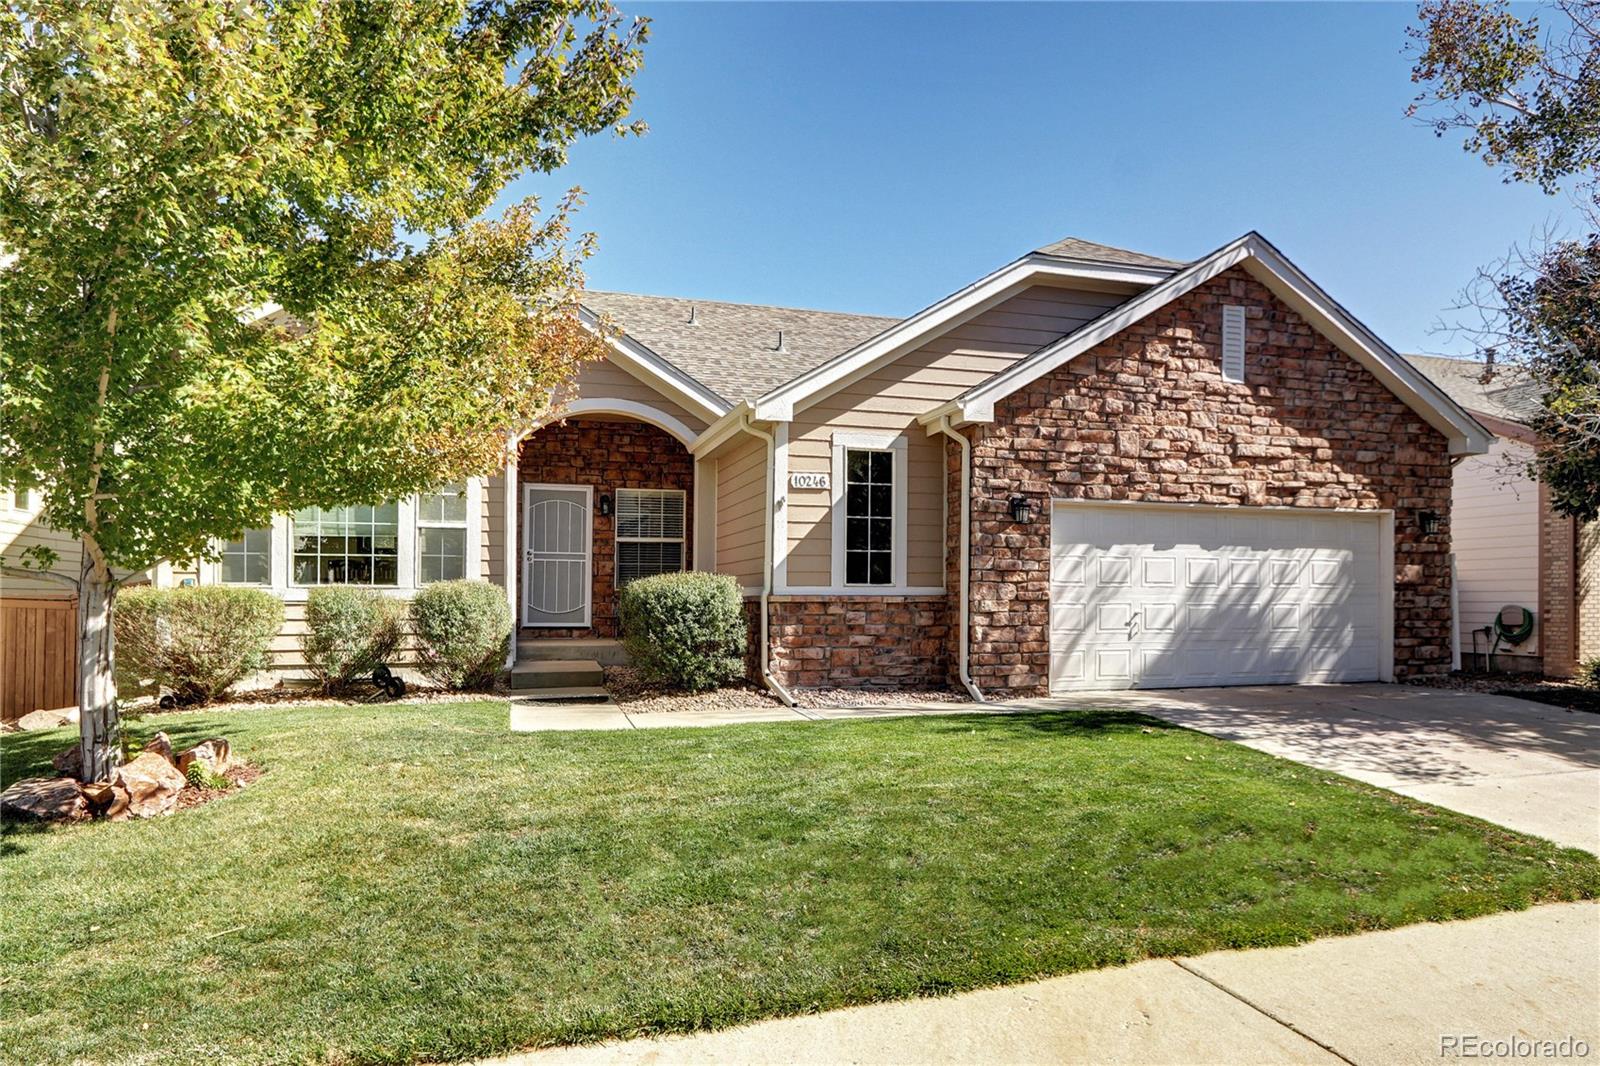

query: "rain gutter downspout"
left=737, top=411, right=798, bottom=708
left=934, top=414, right=986, bottom=703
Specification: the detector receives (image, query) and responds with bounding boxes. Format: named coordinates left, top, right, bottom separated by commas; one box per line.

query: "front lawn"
left=3, top=702, right=1595, bottom=1065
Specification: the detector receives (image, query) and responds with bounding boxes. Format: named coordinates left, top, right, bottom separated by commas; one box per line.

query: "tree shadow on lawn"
left=919, top=707, right=1183, bottom=739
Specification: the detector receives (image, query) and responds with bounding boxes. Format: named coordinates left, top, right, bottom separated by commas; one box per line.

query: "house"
left=2, top=232, right=1495, bottom=710
left=1405, top=354, right=1598, bottom=677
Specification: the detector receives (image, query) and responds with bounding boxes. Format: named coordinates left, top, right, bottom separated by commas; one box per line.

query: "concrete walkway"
left=482, top=902, right=1599, bottom=1065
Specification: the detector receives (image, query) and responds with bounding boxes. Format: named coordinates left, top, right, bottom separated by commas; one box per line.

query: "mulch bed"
left=174, top=764, right=264, bottom=812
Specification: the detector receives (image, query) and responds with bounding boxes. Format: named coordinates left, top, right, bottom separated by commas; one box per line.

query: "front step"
left=516, top=637, right=630, bottom=667
left=509, top=658, right=605, bottom=690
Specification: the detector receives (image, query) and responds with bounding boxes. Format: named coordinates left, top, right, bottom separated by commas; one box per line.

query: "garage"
left=1049, top=502, right=1391, bottom=692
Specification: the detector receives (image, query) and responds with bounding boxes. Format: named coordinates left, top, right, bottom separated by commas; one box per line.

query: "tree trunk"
left=77, top=550, right=121, bottom=783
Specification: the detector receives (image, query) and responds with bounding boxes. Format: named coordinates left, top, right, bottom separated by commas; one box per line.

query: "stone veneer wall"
left=962, top=265, right=1455, bottom=696
left=766, top=595, right=950, bottom=689
left=517, top=418, right=693, bottom=638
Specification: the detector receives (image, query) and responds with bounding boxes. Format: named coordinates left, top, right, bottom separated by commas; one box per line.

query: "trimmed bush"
left=301, top=586, right=405, bottom=694
left=410, top=580, right=512, bottom=690
left=114, top=585, right=284, bottom=704
left=618, top=571, right=747, bottom=692
left=1576, top=657, right=1600, bottom=691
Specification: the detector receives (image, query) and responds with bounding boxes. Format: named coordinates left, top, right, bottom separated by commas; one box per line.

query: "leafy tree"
left=1408, top=0, right=1599, bottom=519
left=0, top=1, right=645, bottom=780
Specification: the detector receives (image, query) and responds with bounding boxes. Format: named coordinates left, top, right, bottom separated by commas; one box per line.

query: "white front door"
left=1049, top=502, right=1386, bottom=692
left=523, top=484, right=592, bottom=627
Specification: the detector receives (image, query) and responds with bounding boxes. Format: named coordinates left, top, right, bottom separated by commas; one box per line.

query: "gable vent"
left=1221, top=305, right=1247, bottom=382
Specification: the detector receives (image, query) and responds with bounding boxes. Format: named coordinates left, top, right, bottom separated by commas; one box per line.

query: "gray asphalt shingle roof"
left=580, top=237, right=1181, bottom=404
left=581, top=291, right=901, bottom=404
left=1034, top=236, right=1187, bottom=270
left=1406, top=354, right=1542, bottom=427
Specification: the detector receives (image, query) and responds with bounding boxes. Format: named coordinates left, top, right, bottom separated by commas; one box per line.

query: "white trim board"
left=923, top=232, right=1492, bottom=457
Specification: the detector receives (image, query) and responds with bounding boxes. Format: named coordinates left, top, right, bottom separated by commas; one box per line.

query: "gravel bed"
left=1407, top=671, right=1599, bottom=714
left=603, top=667, right=782, bottom=714
left=796, top=687, right=970, bottom=709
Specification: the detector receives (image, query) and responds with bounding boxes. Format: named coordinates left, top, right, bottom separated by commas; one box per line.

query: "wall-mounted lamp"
left=1008, top=494, right=1033, bottom=524
left=598, top=493, right=613, bottom=517
left=1419, top=510, right=1441, bottom=535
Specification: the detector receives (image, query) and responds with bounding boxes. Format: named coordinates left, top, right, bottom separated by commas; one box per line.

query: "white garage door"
left=1050, top=503, right=1387, bottom=692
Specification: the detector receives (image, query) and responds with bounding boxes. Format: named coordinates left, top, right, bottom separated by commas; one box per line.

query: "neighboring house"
left=0, top=489, right=85, bottom=719
left=2, top=231, right=1495, bottom=711
left=1406, top=354, right=1598, bottom=677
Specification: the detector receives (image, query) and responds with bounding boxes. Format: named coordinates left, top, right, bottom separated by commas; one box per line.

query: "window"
left=417, top=482, right=469, bottom=583
left=844, top=448, right=893, bottom=585
left=291, top=502, right=399, bottom=585
left=219, top=529, right=271, bottom=584
left=614, top=488, right=685, bottom=586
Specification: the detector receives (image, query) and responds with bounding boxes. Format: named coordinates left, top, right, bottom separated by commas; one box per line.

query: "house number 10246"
left=790, top=472, right=830, bottom=490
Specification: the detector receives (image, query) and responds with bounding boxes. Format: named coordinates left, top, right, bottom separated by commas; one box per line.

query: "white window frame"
left=213, top=528, right=274, bottom=587
left=416, top=482, right=472, bottom=584
left=198, top=479, right=483, bottom=601
left=613, top=487, right=687, bottom=589
left=829, top=431, right=908, bottom=589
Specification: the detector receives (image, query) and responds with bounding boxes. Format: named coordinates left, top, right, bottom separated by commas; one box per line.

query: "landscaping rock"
left=143, top=732, right=176, bottom=766
left=0, top=776, right=88, bottom=822
left=111, top=751, right=186, bottom=818
left=79, top=781, right=130, bottom=819
left=177, top=738, right=232, bottom=776
left=15, top=705, right=78, bottom=731
left=51, top=743, right=83, bottom=780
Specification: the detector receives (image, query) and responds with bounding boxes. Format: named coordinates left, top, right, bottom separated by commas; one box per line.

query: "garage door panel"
left=1050, top=504, right=1384, bottom=693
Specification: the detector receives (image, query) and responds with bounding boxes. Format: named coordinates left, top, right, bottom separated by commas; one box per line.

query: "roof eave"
left=942, top=232, right=1493, bottom=457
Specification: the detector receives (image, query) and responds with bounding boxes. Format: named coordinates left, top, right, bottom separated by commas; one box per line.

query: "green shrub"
left=409, top=580, right=511, bottom=690
left=1576, top=657, right=1600, bottom=691
left=114, top=586, right=283, bottom=704
left=185, top=762, right=231, bottom=790
left=618, top=571, right=747, bottom=692
left=301, top=587, right=405, bottom=694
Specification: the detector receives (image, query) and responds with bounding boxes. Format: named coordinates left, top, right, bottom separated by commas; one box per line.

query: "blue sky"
left=510, top=2, right=1579, bottom=357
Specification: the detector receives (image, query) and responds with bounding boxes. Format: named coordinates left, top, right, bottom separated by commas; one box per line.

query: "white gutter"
left=933, top=414, right=986, bottom=704
left=735, top=411, right=798, bottom=708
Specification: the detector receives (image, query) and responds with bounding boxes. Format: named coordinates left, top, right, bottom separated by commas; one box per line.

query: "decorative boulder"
left=15, top=706, right=79, bottom=731
left=143, top=732, right=176, bottom=766
left=110, top=751, right=186, bottom=819
left=0, top=776, right=88, bottom=822
left=79, top=781, right=130, bottom=820
left=176, top=739, right=232, bottom=777
left=51, top=743, right=83, bottom=780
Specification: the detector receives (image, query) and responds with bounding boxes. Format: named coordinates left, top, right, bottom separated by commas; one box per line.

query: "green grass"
left=2, top=702, right=1595, bottom=1065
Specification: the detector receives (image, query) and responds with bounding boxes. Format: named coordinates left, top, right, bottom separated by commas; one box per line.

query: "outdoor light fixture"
left=1420, top=510, right=1441, bottom=535
left=599, top=493, right=613, bottom=517
left=1008, top=495, right=1033, bottom=524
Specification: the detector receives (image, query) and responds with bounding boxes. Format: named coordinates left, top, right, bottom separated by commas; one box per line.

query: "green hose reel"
left=1493, top=605, right=1535, bottom=646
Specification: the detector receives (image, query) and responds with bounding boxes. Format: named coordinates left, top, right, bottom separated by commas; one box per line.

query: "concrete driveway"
left=1050, top=683, right=1600, bottom=853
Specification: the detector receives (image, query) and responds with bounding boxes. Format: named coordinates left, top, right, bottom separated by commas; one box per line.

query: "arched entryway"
left=516, top=414, right=695, bottom=638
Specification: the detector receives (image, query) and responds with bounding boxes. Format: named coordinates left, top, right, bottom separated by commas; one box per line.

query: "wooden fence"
left=1, top=596, right=77, bottom=722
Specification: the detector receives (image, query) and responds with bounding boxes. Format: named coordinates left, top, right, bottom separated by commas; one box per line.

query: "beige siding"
left=563, top=355, right=710, bottom=437
left=0, top=497, right=82, bottom=594
left=485, top=470, right=506, bottom=587
left=786, top=283, right=1129, bottom=587
left=1453, top=437, right=1541, bottom=662
left=713, top=433, right=767, bottom=588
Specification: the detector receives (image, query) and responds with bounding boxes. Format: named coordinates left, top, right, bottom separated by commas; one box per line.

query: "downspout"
left=736, top=411, right=798, bottom=707
left=934, top=415, right=986, bottom=703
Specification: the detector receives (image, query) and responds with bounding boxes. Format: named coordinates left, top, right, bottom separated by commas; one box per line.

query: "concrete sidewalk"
left=481, top=902, right=1599, bottom=1065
